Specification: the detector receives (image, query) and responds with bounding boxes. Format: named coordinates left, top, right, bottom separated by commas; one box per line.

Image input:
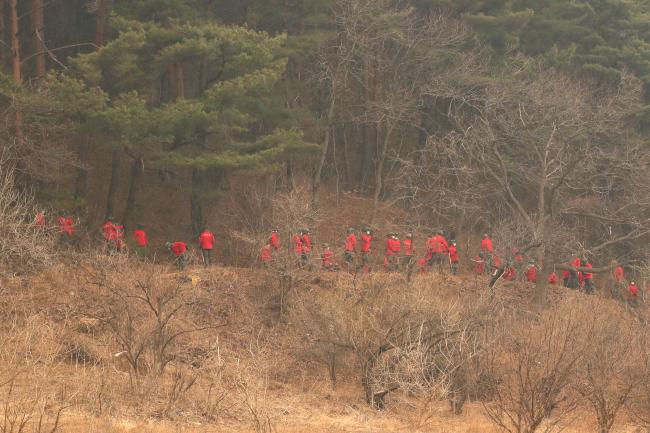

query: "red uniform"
left=428, top=235, right=448, bottom=254
left=385, top=238, right=401, bottom=255
left=492, top=255, right=502, bottom=268
left=170, top=241, right=187, bottom=255
left=260, top=245, right=272, bottom=262
left=503, top=267, right=516, bottom=281
left=481, top=237, right=494, bottom=253
left=133, top=229, right=148, bottom=247
left=525, top=266, right=537, bottom=283
left=473, top=256, right=485, bottom=275
left=345, top=234, right=357, bottom=252
left=404, top=239, right=415, bottom=256
left=448, top=244, right=459, bottom=263
left=613, top=266, right=625, bottom=282
left=302, top=234, right=312, bottom=253
left=322, top=250, right=334, bottom=269
left=628, top=282, right=639, bottom=298
left=199, top=230, right=215, bottom=250
left=292, top=234, right=303, bottom=254
left=35, top=213, right=46, bottom=227
left=548, top=272, right=558, bottom=285
left=102, top=221, right=117, bottom=241
left=270, top=232, right=280, bottom=250
left=59, top=216, right=75, bottom=236
left=418, top=258, right=427, bottom=274
left=361, top=234, right=373, bottom=253
left=583, top=262, right=593, bottom=280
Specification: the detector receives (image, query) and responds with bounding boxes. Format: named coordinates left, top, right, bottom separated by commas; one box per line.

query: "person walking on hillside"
left=427, top=231, right=448, bottom=272
left=198, top=227, right=216, bottom=267
left=259, top=243, right=272, bottom=268
left=361, top=228, right=373, bottom=272
left=270, top=229, right=281, bottom=251
left=301, top=229, right=312, bottom=268
left=472, top=253, right=485, bottom=276
left=114, top=221, right=127, bottom=253
left=403, top=233, right=415, bottom=271
left=322, top=244, right=335, bottom=271
left=548, top=271, right=559, bottom=285
left=565, top=255, right=582, bottom=289
left=133, top=224, right=148, bottom=258
left=293, top=232, right=303, bottom=268
left=58, top=215, right=75, bottom=244
left=481, top=234, right=494, bottom=270
left=167, top=241, right=189, bottom=270
left=35, top=211, right=46, bottom=229
left=344, top=228, right=357, bottom=272
left=102, top=216, right=118, bottom=253
left=384, top=233, right=400, bottom=272
left=448, top=240, right=459, bottom=275
left=525, top=260, right=538, bottom=283
left=627, top=281, right=640, bottom=306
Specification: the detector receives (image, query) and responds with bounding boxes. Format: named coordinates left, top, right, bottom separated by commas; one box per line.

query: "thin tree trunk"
left=534, top=246, right=548, bottom=307
left=95, top=0, right=108, bottom=47
left=9, top=0, right=22, bottom=144
left=123, top=155, right=144, bottom=227
left=312, top=97, right=336, bottom=205
left=190, top=168, right=203, bottom=236
left=30, top=0, right=45, bottom=79
left=286, top=159, right=294, bottom=192
left=0, top=0, right=5, bottom=73
left=171, top=63, right=185, bottom=100
left=104, top=148, right=120, bottom=219
left=370, top=124, right=395, bottom=225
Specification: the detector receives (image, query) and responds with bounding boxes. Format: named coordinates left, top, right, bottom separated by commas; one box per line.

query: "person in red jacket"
left=293, top=232, right=303, bottom=267
left=548, top=271, right=558, bottom=285
left=35, top=211, right=46, bottom=229
left=102, top=217, right=118, bottom=253
left=472, top=253, right=485, bottom=275
left=344, top=228, right=357, bottom=271
left=167, top=241, right=188, bottom=269
left=581, top=259, right=594, bottom=294
left=360, top=228, right=373, bottom=272
left=132, top=224, right=148, bottom=258
left=525, top=261, right=538, bottom=283
left=403, top=233, right=415, bottom=271
left=418, top=258, right=427, bottom=274
left=511, top=248, right=525, bottom=280
left=627, top=281, right=640, bottom=306
left=427, top=231, right=448, bottom=271
left=198, top=227, right=216, bottom=267
left=58, top=216, right=75, bottom=240
left=322, top=244, right=335, bottom=271
left=260, top=244, right=272, bottom=268
left=270, top=229, right=281, bottom=251
left=384, top=233, right=400, bottom=272
left=564, top=256, right=581, bottom=289
left=448, top=240, right=459, bottom=275
left=502, top=267, right=516, bottom=281
left=481, top=234, right=494, bottom=270
left=613, top=266, right=625, bottom=282
left=113, top=222, right=126, bottom=253
left=301, top=229, right=312, bottom=268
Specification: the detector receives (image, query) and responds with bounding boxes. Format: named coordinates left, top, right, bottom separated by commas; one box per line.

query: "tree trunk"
left=104, top=148, right=120, bottom=220
left=9, top=0, right=22, bottom=143
left=95, top=0, right=108, bottom=47
left=370, top=124, right=394, bottom=225
left=0, top=0, right=5, bottom=73
left=534, top=246, right=548, bottom=307
left=286, top=159, right=294, bottom=192
left=190, top=168, right=203, bottom=236
left=30, top=0, right=45, bottom=79
left=171, top=62, right=185, bottom=100
left=123, top=155, right=144, bottom=228
left=312, top=98, right=336, bottom=205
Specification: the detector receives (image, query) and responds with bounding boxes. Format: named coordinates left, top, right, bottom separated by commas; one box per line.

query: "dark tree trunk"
left=95, top=0, right=108, bottom=46
left=190, top=168, right=204, bottom=236
left=30, top=0, right=45, bottom=79
left=123, top=155, right=144, bottom=228
left=9, top=0, right=22, bottom=143
left=104, top=148, right=120, bottom=219
left=359, top=124, right=375, bottom=193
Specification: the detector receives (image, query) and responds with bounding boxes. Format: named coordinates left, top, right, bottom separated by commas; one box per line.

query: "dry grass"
left=0, top=258, right=646, bottom=433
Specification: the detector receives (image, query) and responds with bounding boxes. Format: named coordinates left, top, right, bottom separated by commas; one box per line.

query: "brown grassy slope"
left=0, top=259, right=642, bottom=433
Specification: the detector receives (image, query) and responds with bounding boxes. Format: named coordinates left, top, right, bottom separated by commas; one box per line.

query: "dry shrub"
left=0, top=153, right=55, bottom=274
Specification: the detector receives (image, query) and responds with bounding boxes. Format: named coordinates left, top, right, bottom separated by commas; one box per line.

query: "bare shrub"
left=483, top=299, right=592, bottom=433
left=0, top=152, right=54, bottom=273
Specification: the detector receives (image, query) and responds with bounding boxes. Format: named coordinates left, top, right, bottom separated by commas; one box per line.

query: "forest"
left=1, top=1, right=650, bottom=433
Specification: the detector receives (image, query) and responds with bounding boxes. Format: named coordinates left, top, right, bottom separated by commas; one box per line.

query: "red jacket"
left=473, top=257, right=485, bottom=275
left=322, top=250, right=334, bottom=268
left=385, top=238, right=400, bottom=256
left=170, top=241, right=187, bottom=256
left=492, top=255, right=502, bottom=268
left=102, top=221, right=117, bottom=241
left=59, top=217, right=75, bottom=236
left=628, top=283, right=639, bottom=298
left=345, top=234, right=357, bottom=252
left=133, top=229, right=148, bottom=247
left=418, top=258, right=427, bottom=274
left=361, top=234, right=373, bottom=253
left=270, top=232, right=280, bottom=250
left=199, top=231, right=215, bottom=250
left=302, top=234, right=312, bottom=253
left=503, top=267, right=516, bottom=281
left=583, top=262, right=593, bottom=280
left=548, top=272, right=558, bottom=285
left=428, top=235, right=448, bottom=254
left=260, top=245, right=272, bottom=262
left=525, top=266, right=537, bottom=283
left=481, top=237, right=494, bottom=253
left=35, top=213, right=46, bottom=227
left=613, top=266, right=624, bottom=282
left=403, top=239, right=414, bottom=256
left=293, top=234, right=303, bottom=254
left=448, top=245, right=459, bottom=263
